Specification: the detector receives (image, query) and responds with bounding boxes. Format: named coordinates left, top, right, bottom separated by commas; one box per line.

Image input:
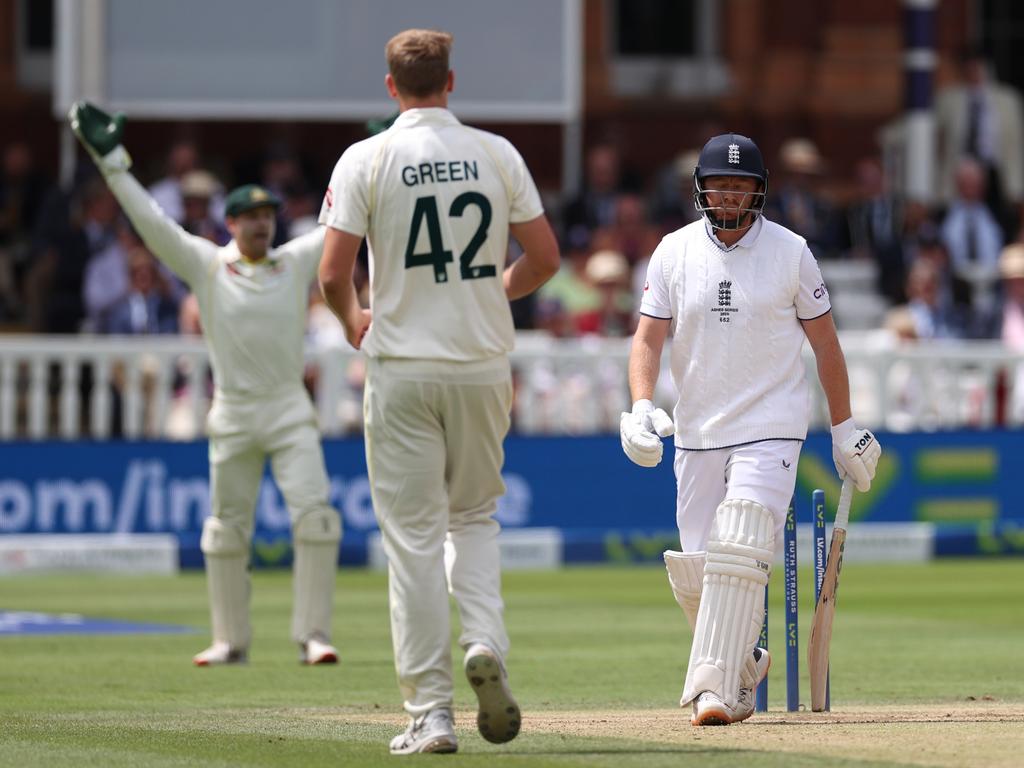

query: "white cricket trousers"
left=364, top=356, right=513, bottom=717
left=673, top=439, right=803, bottom=553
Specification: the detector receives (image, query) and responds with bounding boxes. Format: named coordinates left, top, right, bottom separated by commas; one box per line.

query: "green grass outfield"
left=1, top=560, right=1022, bottom=767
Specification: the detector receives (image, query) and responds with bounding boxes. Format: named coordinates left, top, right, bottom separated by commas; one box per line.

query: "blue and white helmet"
left=693, top=133, right=769, bottom=230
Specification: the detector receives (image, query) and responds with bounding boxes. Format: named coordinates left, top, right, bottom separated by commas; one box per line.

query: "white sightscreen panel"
left=102, top=0, right=577, bottom=121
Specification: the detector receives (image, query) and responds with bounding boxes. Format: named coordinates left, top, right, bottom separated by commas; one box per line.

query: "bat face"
left=808, top=527, right=847, bottom=711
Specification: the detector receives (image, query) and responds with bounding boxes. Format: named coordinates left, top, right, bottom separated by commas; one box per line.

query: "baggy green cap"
left=224, top=184, right=282, bottom=218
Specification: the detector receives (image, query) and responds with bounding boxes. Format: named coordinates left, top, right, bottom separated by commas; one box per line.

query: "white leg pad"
left=680, top=499, right=775, bottom=708
left=200, top=517, right=251, bottom=650
left=291, top=507, right=342, bottom=643
left=663, top=550, right=705, bottom=630
left=739, top=593, right=769, bottom=689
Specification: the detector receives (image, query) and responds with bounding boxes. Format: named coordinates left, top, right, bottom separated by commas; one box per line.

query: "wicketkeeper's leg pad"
left=681, top=498, right=775, bottom=708
left=291, top=506, right=342, bottom=644
left=663, top=550, right=705, bottom=630
left=200, top=517, right=252, bottom=650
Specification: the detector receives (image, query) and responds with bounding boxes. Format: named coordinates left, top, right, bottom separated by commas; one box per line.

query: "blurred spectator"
left=282, top=183, right=321, bottom=241
left=536, top=229, right=600, bottom=336
left=29, top=178, right=121, bottom=333
left=563, top=143, right=627, bottom=233
left=902, top=258, right=962, bottom=340
left=261, top=143, right=305, bottom=246
left=149, top=138, right=227, bottom=224
left=180, top=170, right=229, bottom=245
left=0, top=142, right=48, bottom=320
left=936, top=48, right=1024, bottom=238
left=845, top=156, right=906, bottom=304
left=650, top=148, right=701, bottom=231
left=101, top=248, right=179, bottom=335
left=999, top=244, right=1024, bottom=422
left=82, top=218, right=139, bottom=331
left=579, top=249, right=634, bottom=336
left=939, top=157, right=1003, bottom=336
left=591, top=193, right=663, bottom=267
left=765, top=138, right=841, bottom=258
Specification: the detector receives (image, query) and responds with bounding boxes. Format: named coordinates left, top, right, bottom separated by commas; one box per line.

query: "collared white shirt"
left=320, top=108, right=544, bottom=361
left=640, top=216, right=830, bottom=449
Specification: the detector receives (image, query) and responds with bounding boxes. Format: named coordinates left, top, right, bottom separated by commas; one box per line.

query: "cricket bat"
left=808, top=478, right=854, bottom=712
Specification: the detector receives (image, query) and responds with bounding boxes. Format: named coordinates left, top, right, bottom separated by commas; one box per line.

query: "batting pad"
left=200, top=517, right=251, bottom=650
left=663, top=550, right=706, bottom=629
left=681, top=499, right=775, bottom=708
left=291, top=508, right=342, bottom=643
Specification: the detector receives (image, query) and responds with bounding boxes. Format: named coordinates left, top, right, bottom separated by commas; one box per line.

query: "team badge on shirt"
left=711, top=279, right=738, bottom=323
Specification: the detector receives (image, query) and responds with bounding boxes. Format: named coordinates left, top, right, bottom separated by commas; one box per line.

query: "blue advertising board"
left=1, top=431, right=1022, bottom=563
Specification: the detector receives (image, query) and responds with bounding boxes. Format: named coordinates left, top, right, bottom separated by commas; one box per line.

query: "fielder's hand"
left=831, top=417, right=881, bottom=492
left=68, top=101, right=131, bottom=171
left=620, top=399, right=674, bottom=468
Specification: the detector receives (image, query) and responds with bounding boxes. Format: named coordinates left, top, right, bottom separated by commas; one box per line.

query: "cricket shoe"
left=733, top=647, right=772, bottom=723
left=464, top=643, right=521, bottom=744
left=389, top=708, right=458, bottom=755
left=691, top=691, right=738, bottom=726
left=299, top=636, right=338, bottom=665
left=192, top=641, right=248, bottom=666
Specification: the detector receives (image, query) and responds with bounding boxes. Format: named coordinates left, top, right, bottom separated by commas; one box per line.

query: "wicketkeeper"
left=69, top=102, right=343, bottom=667
left=621, top=133, right=881, bottom=724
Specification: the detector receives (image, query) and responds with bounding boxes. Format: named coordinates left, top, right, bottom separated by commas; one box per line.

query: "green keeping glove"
left=68, top=101, right=126, bottom=159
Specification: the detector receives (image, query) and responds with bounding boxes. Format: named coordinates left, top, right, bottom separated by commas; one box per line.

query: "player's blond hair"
left=386, top=29, right=452, bottom=98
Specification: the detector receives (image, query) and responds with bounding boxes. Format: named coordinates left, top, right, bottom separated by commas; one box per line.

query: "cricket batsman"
left=69, top=102, right=343, bottom=667
left=620, top=133, right=881, bottom=724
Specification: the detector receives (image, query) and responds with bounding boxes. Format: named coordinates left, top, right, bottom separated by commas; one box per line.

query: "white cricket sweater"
left=103, top=165, right=325, bottom=398
left=640, top=218, right=831, bottom=450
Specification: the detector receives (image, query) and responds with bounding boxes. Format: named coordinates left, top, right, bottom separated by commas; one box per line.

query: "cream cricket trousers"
left=364, top=356, right=512, bottom=717
left=207, top=385, right=334, bottom=541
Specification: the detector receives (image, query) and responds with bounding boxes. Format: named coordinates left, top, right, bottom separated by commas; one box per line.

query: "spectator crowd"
left=2, top=49, right=1024, bottom=358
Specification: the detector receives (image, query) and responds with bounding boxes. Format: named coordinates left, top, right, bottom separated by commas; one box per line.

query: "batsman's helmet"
left=693, top=133, right=768, bottom=230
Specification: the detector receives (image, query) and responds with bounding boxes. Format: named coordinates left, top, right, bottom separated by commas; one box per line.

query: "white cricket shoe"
left=192, top=641, right=247, bottom=666
left=464, top=643, right=521, bottom=744
left=300, top=636, right=338, bottom=665
left=389, top=708, right=458, bottom=755
left=733, top=647, right=772, bottom=723
left=691, top=691, right=738, bottom=726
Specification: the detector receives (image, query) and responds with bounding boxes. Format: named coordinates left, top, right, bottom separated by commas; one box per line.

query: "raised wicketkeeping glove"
left=831, top=417, right=881, bottom=492
left=620, top=399, right=674, bottom=468
left=68, top=101, right=131, bottom=172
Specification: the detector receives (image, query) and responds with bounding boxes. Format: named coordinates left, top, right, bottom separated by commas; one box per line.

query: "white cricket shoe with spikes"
left=300, top=636, right=338, bottom=665
left=691, top=690, right=738, bottom=726
left=464, top=644, right=521, bottom=744
left=389, top=708, right=458, bottom=755
left=733, top=647, right=772, bottom=722
left=192, top=641, right=247, bottom=666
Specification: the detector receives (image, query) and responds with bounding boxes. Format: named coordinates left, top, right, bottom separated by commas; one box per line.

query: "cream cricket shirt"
left=104, top=170, right=324, bottom=396
left=640, top=217, right=831, bottom=450
left=319, top=108, right=544, bottom=361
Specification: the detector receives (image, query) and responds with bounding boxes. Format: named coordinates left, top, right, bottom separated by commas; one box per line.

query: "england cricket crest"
left=711, top=279, right=738, bottom=323
left=728, top=143, right=740, bottom=164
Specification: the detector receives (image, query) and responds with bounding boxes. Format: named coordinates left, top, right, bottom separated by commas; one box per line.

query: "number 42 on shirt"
left=405, top=193, right=494, bottom=283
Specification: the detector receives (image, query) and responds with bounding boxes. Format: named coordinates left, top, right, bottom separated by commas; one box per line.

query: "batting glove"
left=68, top=101, right=132, bottom=173
left=620, top=399, right=674, bottom=468
left=831, top=417, right=881, bottom=492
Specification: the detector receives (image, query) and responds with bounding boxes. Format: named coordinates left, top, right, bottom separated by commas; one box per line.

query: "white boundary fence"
left=0, top=333, right=1022, bottom=440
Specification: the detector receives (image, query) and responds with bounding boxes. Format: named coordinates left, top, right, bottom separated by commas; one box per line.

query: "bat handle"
left=834, top=477, right=854, bottom=531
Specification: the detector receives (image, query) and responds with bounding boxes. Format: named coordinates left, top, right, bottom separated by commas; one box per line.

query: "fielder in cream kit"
left=318, top=30, right=559, bottom=755
left=620, top=133, right=882, bottom=724
left=69, top=102, right=343, bottom=667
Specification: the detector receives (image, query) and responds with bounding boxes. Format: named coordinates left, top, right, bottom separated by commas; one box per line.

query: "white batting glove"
left=620, top=399, right=674, bottom=468
left=831, top=417, right=881, bottom=492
